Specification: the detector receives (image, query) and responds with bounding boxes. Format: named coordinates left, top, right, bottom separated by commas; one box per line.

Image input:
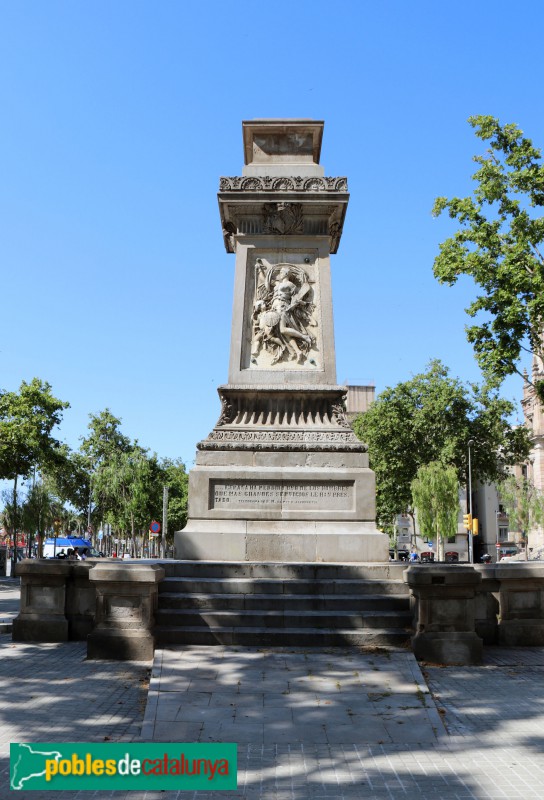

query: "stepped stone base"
left=155, top=560, right=412, bottom=648
left=175, top=520, right=388, bottom=562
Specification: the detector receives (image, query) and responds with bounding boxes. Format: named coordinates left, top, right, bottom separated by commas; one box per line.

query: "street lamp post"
left=161, top=485, right=168, bottom=560
left=468, top=439, right=475, bottom=564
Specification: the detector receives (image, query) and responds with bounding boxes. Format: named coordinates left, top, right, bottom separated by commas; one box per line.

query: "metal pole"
left=468, top=440, right=474, bottom=564
left=496, top=510, right=500, bottom=563
left=87, top=483, right=92, bottom=530
left=162, top=485, right=168, bottom=559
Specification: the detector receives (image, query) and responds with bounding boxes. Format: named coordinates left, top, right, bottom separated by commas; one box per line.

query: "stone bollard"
left=404, top=565, right=483, bottom=665
left=496, top=563, right=544, bottom=646
left=13, top=560, right=71, bottom=642
left=87, top=562, right=165, bottom=660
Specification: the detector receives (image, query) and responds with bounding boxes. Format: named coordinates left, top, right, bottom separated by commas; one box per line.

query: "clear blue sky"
left=1, top=1, right=543, bottom=468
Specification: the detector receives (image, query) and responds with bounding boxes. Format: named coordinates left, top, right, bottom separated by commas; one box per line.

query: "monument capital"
left=242, top=119, right=324, bottom=170
left=219, top=119, right=348, bottom=255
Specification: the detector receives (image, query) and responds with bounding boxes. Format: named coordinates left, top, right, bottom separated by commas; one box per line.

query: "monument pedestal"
left=176, top=384, right=388, bottom=562
left=178, top=442, right=387, bottom=562
left=175, top=120, right=387, bottom=563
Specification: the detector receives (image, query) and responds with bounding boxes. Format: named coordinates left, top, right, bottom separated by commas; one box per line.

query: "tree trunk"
left=409, top=511, right=417, bottom=552
left=11, top=474, right=19, bottom=571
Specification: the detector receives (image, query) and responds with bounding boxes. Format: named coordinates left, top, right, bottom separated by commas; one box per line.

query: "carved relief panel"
left=243, top=252, right=323, bottom=371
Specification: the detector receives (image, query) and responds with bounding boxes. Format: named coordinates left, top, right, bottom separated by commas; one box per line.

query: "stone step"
left=159, top=577, right=408, bottom=595
left=154, top=625, right=411, bottom=647
left=162, top=560, right=406, bottom=581
left=158, top=592, right=410, bottom=612
left=155, top=608, right=413, bottom=629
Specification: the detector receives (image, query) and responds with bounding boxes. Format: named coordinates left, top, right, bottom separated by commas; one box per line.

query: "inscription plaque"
left=211, top=480, right=354, bottom=511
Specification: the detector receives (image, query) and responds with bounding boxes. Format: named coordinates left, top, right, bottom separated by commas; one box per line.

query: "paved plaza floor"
left=0, top=577, right=543, bottom=799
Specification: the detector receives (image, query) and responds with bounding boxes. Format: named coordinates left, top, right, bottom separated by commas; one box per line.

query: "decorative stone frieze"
left=200, top=385, right=364, bottom=452
left=219, top=176, right=349, bottom=192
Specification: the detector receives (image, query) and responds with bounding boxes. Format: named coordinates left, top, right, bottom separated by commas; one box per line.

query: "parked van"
left=42, top=537, right=92, bottom=559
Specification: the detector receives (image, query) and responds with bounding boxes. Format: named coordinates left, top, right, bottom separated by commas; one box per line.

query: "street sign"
left=97, top=532, right=103, bottom=541
left=149, top=520, right=161, bottom=534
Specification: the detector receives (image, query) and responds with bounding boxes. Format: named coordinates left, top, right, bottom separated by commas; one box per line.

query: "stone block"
left=496, top=563, right=544, bottom=646
left=404, top=565, right=483, bottom=665
left=315, top=531, right=388, bottom=562
left=186, top=465, right=375, bottom=522
left=246, top=532, right=316, bottom=562
left=412, top=631, right=483, bottom=665
left=176, top=528, right=247, bottom=561
left=175, top=520, right=388, bottom=562
left=87, top=563, right=164, bottom=661
left=13, top=559, right=70, bottom=642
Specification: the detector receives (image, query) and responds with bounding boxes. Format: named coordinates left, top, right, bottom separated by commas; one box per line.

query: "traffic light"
left=53, top=518, right=62, bottom=535
left=472, top=518, right=479, bottom=536
left=463, top=513, right=472, bottom=531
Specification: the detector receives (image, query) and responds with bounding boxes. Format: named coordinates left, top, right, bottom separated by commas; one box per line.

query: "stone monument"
left=174, top=119, right=388, bottom=562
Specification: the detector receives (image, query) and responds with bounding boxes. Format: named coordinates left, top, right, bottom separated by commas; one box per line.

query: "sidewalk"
left=1, top=634, right=543, bottom=799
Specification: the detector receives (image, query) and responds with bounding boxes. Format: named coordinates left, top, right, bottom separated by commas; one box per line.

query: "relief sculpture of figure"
left=252, top=261, right=316, bottom=365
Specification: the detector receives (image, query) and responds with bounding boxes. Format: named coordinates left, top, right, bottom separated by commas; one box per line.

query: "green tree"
left=411, top=462, right=459, bottom=561
left=93, top=446, right=165, bottom=554
left=80, top=409, right=131, bottom=466
left=0, top=378, right=69, bottom=565
left=162, top=458, right=189, bottom=538
left=499, top=475, right=544, bottom=559
left=79, top=409, right=132, bottom=527
left=45, top=447, right=93, bottom=527
left=352, top=360, right=529, bottom=532
left=433, top=116, right=544, bottom=399
left=20, top=479, right=57, bottom=557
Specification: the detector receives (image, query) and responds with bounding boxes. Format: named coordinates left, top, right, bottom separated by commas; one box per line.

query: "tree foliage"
left=0, top=379, right=69, bottom=560
left=46, top=447, right=92, bottom=521
left=433, top=116, right=544, bottom=398
left=499, top=475, right=544, bottom=551
left=411, top=462, right=459, bottom=561
left=352, top=360, right=530, bottom=530
left=0, top=380, right=190, bottom=555
left=162, top=458, right=189, bottom=534
left=46, top=410, right=190, bottom=550
left=0, top=378, right=69, bottom=482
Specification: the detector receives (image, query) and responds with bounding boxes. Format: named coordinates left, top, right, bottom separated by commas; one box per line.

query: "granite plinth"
left=174, top=521, right=388, bottom=563
left=176, top=442, right=387, bottom=563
